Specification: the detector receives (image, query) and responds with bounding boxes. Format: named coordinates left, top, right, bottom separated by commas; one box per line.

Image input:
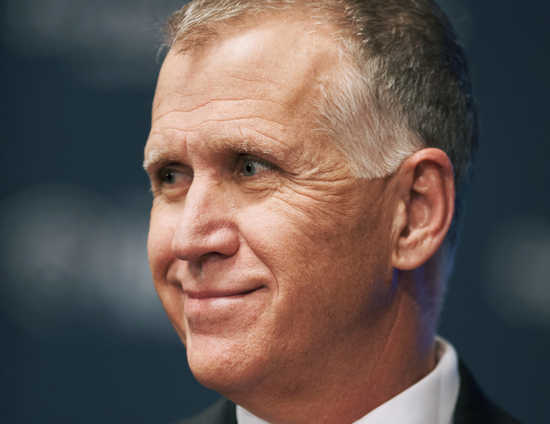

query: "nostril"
left=183, top=247, right=240, bottom=282
left=172, top=223, right=240, bottom=263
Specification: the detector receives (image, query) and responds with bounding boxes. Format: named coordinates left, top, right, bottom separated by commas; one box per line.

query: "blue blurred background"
left=1, top=1, right=549, bottom=422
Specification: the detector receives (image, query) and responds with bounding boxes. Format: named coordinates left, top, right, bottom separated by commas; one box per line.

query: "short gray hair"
left=165, top=0, right=478, bottom=246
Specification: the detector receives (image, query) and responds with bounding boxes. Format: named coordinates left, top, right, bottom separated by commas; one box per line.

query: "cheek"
left=148, top=205, right=188, bottom=340
left=238, top=189, right=391, bottom=319
left=147, top=204, right=177, bottom=285
left=237, top=197, right=324, bottom=288
left=237, top=197, right=358, bottom=309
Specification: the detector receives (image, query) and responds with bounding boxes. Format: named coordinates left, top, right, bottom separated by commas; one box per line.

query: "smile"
left=185, top=286, right=265, bottom=300
left=182, top=285, right=268, bottom=332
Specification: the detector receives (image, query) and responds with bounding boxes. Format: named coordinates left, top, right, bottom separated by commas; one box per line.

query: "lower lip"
left=183, top=288, right=267, bottom=330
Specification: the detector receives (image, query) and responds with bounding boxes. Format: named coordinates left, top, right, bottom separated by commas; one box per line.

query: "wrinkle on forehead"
left=145, top=15, right=345, bottom=175
left=152, top=98, right=288, bottom=130
left=143, top=120, right=297, bottom=172
left=153, top=16, right=342, bottom=120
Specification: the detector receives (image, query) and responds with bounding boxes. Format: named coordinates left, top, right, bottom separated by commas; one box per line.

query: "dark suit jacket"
left=179, top=362, right=519, bottom=424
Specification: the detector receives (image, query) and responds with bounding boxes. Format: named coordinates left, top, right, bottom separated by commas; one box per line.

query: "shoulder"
left=454, top=361, right=521, bottom=424
left=177, top=398, right=236, bottom=424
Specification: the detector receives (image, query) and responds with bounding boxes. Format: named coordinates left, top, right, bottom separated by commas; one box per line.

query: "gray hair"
left=164, top=0, right=478, bottom=248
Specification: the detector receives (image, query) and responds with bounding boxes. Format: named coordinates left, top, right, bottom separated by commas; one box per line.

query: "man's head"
left=165, top=0, right=477, bottom=230
left=144, top=1, right=475, bottom=422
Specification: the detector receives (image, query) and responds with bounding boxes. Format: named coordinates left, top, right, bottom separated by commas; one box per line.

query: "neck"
left=226, top=270, right=438, bottom=424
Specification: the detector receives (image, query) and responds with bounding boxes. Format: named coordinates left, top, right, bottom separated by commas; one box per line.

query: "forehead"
left=152, top=16, right=340, bottom=123
left=144, top=16, right=347, bottom=174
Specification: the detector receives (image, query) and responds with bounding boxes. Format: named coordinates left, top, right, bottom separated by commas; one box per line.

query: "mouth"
left=184, top=285, right=266, bottom=300
left=182, top=285, right=268, bottom=331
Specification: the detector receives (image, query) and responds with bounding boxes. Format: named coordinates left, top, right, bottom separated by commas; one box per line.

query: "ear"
left=391, top=148, right=455, bottom=270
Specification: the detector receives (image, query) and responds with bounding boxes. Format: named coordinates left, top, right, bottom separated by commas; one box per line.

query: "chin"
left=185, top=333, right=268, bottom=395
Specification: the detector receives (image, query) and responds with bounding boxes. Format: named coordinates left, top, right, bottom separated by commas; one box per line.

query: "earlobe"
left=391, top=148, right=455, bottom=271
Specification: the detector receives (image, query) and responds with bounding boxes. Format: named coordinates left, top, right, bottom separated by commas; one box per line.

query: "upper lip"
left=184, top=286, right=265, bottom=299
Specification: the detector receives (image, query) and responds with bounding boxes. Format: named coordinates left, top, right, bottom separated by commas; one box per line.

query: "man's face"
left=145, top=19, right=396, bottom=397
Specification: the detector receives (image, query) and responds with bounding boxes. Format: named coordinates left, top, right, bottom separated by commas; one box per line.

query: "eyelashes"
left=149, top=154, right=278, bottom=197
left=236, top=155, right=275, bottom=177
left=154, top=162, right=192, bottom=186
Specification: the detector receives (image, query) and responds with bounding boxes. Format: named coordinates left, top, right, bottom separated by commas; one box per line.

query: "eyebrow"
left=143, top=128, right=291, bottom=174
left=143, top=147, right=172, bottom=173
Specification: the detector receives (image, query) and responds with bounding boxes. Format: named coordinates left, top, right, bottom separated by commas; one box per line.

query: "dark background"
left=1, top=1, right=549, bottom=423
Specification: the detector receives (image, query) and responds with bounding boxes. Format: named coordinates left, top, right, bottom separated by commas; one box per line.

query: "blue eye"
left=242, top=159, right=258, bottom=176
left=240, top=157, right=272, bottom=177
left=159, top=168, right=178, bottom=184
left=157, top=165, right=192, bottom=187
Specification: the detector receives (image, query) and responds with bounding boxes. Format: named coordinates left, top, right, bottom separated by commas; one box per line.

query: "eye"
left=159, top=167, right=179, bottom=184
left=155, top=165, right=192, bottom=188
left=238, top=156, right=273, bottom=177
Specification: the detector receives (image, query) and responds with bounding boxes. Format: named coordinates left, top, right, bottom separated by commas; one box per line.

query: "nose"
left=171, top=177, right=240, bottom=265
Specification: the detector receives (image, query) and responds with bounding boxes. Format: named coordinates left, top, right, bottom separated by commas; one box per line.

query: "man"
left=144, top=0, right=518, bottom=423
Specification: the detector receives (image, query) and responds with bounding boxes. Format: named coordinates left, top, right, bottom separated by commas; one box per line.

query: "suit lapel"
left=453, top=361, right=520, bottom=424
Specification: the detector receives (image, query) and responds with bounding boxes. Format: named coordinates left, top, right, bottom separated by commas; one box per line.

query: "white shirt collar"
left=236, top=337, right=460, bottom=424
